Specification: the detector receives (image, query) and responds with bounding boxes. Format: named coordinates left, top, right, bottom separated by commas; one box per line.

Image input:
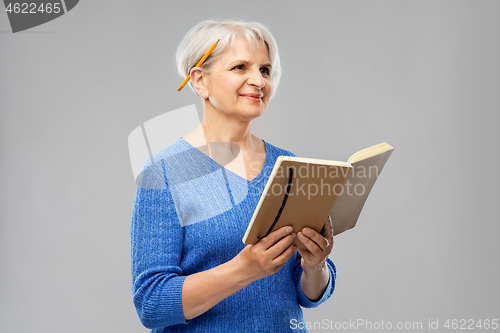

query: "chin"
left=237, top=107, right=266, bottom=121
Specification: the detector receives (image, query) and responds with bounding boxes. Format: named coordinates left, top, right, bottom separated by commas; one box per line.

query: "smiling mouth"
left=240, top=94, right=263, bottom=102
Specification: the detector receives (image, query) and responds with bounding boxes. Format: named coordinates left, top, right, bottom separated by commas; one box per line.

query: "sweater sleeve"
left=293, top=250, right=337, bottom=308
left=130, top=159, right=188, bottom=329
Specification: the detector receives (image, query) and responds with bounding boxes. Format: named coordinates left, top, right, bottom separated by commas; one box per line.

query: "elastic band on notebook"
left=258, top=167, right=294, bottom=239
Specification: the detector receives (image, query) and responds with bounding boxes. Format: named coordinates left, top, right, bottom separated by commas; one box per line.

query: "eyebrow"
left=227, top=59, right=272, bottom=68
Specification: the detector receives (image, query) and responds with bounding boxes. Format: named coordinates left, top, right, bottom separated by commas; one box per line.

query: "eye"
left=232, top=64, right=244, bottom=70
left=260, top=67, right=270, bottom=76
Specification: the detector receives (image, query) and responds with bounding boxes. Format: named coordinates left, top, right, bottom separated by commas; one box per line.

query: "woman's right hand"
left=180, top=226, right=296, bottom=321
left=232, top=226, right=297, bottom=283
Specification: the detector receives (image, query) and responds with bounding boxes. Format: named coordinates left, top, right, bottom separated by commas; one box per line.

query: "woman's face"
left=203, top=37, right=273, bottom=122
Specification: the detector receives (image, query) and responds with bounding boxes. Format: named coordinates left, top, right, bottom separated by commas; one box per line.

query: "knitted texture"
left=131, top=138, right=336, bottom=332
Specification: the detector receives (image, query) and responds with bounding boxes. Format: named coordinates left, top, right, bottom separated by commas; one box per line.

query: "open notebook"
left=242, top=143, right=394, bottom=248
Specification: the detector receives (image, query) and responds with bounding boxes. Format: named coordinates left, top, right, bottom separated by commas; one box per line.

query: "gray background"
left=1, top=0, right=498, bottom=332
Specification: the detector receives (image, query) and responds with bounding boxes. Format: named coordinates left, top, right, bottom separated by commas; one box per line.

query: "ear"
left=190, top=67, right=208, bottom=97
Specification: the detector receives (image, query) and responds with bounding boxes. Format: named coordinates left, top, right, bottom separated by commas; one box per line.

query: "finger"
left=323, top=216, right=334, bottom=249
left=297, top=246, right=329, bottom=271
left=272, top=242, right=297, bottom=269
left=259, top=226, right=293, bottom=250
left=267, top=232, right=296, bottom=259
left=297, top=231, right=324, bottom=257
left=296, top=247, right=314, bottom=263
left=300, top=227, right=329, bottom=252
left=324, top=215, right=334, bottom=241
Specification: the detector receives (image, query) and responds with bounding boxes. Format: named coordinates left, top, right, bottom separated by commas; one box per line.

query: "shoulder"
left=140, top=137, right=196, bottom=171
left=137, top=138, right=193, bottom=189
left=148, top=137, right=190, bottom=164
left=263, top=140, right=297, bottom=159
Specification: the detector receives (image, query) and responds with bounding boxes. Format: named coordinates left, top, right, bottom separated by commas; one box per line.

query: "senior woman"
left=131, top=20, right=336, bottom=332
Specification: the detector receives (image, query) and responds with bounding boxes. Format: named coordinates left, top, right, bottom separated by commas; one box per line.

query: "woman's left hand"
left=296, top=215, right=334, bottom=271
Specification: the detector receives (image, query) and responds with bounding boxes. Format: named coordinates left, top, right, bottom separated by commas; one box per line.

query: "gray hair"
left=176, top=20, right=282, bottom=96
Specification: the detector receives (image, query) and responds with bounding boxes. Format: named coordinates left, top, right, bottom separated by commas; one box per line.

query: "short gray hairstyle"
left=176, top=20, right=282, bottom=96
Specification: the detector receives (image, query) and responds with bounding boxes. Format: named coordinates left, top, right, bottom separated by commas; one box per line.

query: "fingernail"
left=298, top=232, right=304, bottom=240
left=291, top=233, right=296, bottom=238
left=286, top=226, right=292, bottom=233
left=303, top=228, right=310, bottom=236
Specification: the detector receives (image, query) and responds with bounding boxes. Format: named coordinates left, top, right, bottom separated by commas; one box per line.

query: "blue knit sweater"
left=131, top=138, right=336, bottom=332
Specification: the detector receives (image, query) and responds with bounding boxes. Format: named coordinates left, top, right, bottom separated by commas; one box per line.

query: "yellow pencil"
left=177, top=39, right=220, bottom=91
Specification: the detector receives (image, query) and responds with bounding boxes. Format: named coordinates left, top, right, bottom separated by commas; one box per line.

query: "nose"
left=247, top=67, right=265, bottom=89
